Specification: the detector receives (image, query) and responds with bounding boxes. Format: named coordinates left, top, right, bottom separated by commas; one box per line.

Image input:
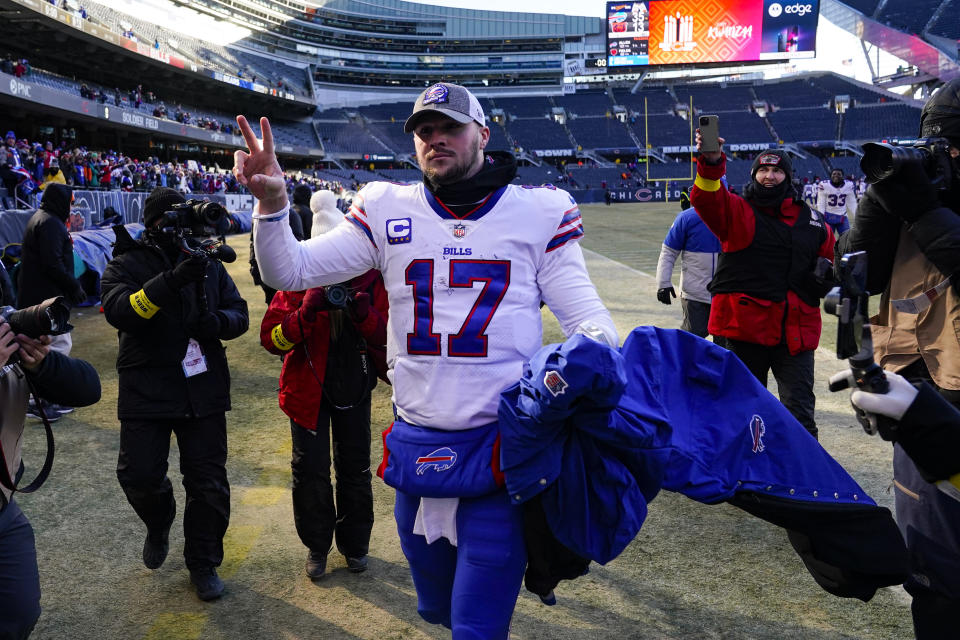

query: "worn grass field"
left=18, top=202, right=911, bottom=639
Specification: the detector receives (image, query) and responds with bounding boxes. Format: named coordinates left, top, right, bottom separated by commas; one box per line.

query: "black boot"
left=189, top=567, right=224, bottom=601
left=142, top=524, right=171, bottom=570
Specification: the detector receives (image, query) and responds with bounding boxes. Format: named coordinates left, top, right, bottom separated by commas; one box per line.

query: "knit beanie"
left=750, top=150, right=793, bottom=182
left=143, top=187, right=185, bottom=227
left=310, top=190, right=342, bottom=235
left=920, top=78, right=960, bottom=146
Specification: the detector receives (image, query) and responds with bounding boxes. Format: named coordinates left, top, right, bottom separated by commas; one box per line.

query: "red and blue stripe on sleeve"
left=545, top=205, right=583, bottom=253
left=346, top=196, right=377, bottom=249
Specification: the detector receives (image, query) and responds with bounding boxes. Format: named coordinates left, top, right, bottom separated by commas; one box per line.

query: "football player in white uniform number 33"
left=234, top=82, right=617, bottom=639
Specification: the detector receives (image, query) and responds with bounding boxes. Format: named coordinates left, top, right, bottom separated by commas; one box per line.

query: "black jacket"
left=836, top=191, right=960, bottom=296
left=100, top=228, right=248, bottom=419
left=16, top=183, right=84, bottom=308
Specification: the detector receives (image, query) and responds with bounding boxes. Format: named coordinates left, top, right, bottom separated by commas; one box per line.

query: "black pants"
left=680, top=298, right=711, bottom=339
left=896, top=360, right=960, bottom=640
left=290, top=397, right=373, bottom=559
left=725, top=339, right=817, bottom=438
left=116, top=414, right=230, bottom=571
left=0, top=500, right=40, bottom=640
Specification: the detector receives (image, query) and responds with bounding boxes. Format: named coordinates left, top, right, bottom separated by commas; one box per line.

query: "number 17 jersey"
left=346, top=181, right=599, bottom=430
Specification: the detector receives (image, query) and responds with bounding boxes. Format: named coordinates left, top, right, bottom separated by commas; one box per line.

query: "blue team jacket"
left=498, top=329, right=907, bottom=586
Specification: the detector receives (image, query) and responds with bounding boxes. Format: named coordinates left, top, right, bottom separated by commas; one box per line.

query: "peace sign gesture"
left=234, top=115, right=288, bottom=214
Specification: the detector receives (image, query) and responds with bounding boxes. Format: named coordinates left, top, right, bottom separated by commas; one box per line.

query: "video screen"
left=607, top=0, right=819, bottom=68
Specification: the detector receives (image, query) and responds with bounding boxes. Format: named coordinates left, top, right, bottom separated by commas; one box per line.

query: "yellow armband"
left=129, top=289, right=160, bottom=319
left=694, top=175, right=722, bottom=192
left=271, top=324, right=295, bottom=351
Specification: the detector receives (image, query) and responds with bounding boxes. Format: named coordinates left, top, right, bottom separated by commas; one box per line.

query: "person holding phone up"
left=690, top=124, right=835, bottom=439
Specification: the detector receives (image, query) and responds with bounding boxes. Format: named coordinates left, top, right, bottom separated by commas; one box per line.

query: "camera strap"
left=891, top=275, right=954, bottom=314
left=0, top=377, right=55, bottom=494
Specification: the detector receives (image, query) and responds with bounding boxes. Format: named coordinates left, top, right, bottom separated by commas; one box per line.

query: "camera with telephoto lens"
left=157, top=199, right=235, bottom=237
left=823, top=252, right=893, bottom=436
left=323, top=284, right=353, bottom=309
left=860, top=137, right=955, bottom=190
left=0, top=297, right=73, bottom=365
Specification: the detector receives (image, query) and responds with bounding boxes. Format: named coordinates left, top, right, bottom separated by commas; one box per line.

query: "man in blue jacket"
left=655, top=206, right=720, bottom=338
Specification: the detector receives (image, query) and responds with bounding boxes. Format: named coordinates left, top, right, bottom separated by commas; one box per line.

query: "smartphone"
left=699, top=115, right=720, bottom=153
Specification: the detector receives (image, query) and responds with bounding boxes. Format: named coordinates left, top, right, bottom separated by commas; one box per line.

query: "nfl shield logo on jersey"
left=453, top=223, right=466, bottom=238
left=543, top=370, right=568, bottom=397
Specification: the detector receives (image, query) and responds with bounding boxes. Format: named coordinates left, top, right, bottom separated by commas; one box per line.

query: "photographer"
left=100, top=187, right=249, bottom=601
left=0, top=316, right=100, bottom=639
left=690, top=134, right=835, bottom=438
left=259, top=264, right=387, bottom=579
left=836, top=370, right=960, bottom=504
left=836, top=78, right=960, bottom=639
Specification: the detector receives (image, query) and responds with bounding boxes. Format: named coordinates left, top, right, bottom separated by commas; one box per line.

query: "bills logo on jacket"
left=750, top=414, right=766, bottom=453
left=416, top=447, right=458, bottom=475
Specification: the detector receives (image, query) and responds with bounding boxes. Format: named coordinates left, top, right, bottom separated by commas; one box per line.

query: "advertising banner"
left=607, top=0, right=819, bottom=68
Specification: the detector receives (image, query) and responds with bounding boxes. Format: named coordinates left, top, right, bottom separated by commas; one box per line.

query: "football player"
left=817, top=168, right=857, bottom=234
left=235, top=83, right=617, bottom=639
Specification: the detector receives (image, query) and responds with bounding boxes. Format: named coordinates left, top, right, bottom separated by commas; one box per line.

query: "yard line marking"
left=143, top=612, right=207, bottom=640
left=220, top=524, right=262, bottom=579
left=583, top=247, right=653, bottom=278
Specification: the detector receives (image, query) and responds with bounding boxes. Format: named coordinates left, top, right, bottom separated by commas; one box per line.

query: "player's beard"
left=418, top=132, right=483, bottom=186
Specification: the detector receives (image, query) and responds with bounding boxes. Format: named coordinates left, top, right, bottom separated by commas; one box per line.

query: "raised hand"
left=234, top=115, right=288, bottom=214
left=695, top=129, right=725, bottom=164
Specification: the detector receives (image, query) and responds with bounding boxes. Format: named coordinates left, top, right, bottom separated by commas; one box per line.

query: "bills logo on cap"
left=543, top=370, right=568, bottom=397
left=423, top=84, right=449, bottom=105
left=757, top=153, right=782, bottom=166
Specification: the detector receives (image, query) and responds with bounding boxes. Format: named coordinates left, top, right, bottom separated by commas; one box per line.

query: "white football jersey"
left=817, top=179, right=857, bottom=218
left=253, top=181, right=614, bottom=430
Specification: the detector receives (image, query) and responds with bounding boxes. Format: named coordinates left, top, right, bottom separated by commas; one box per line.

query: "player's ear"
left=478, top=125, right=490, bottom=150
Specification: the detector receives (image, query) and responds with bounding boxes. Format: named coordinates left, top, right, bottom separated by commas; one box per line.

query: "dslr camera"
left=823, top=252, right=891, bottom=435
left=323, top=284, right=353, bottom=309
left=860, top=137, right=955, bottom=190
left=153, top=199, right=238, bottom=264
left=156, top=199, right=234, bottom=237
left=0, top=297, right=72, bottom=364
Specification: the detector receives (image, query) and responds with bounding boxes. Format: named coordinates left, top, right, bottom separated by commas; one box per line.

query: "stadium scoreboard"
left=607, top=0, right=819, bottom=68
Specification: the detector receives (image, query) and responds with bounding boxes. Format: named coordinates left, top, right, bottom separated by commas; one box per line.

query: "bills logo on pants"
left=416, top=447, right=458, bottom=475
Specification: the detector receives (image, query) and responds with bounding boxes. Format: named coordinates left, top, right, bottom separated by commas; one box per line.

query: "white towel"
left=413, top=497, right=460, bottom=546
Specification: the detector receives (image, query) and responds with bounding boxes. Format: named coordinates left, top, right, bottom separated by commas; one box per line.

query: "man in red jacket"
left=690, top=133, right=835, bottom=438
left=260, top=265, right=388, bottom=579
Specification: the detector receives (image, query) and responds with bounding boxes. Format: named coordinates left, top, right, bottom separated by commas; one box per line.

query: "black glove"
left=168, top=255, right=207, bottom=287
left=656, top=286, right=676, bottom=305
left=187, top=311, right=222, bottom=340
left=867, top=161, right=939, bottom=223
left=68, top=282, right=87, bottom=305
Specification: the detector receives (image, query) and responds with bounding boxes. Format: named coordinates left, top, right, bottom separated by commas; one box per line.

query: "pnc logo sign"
left=768, top=3, right=813, bottom=18
left=9, top=78, right=31, bottom=98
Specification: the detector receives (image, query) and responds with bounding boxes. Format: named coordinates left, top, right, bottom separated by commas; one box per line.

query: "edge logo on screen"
left=768, top=3, right=813, bottom=17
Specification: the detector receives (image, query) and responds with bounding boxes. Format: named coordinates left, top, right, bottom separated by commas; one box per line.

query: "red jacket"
left=690, top=154, right=835, bottom=354
left=260, top=270, right=389, bottom=428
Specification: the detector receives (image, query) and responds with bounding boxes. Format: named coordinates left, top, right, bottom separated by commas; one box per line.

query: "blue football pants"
left=394, top=488, right=527, bottom=640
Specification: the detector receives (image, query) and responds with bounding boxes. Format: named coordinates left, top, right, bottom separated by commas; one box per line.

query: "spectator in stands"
left=836, top=78, right=960, bottom=640
left=258, top=214, right=388, bottom=580
left=0, top=56, right=13, bottom=75
left=691, top=134, right=835, bottom=439
left=100, top=187, right=249, bottom=602
left=0, top=131, right=24, bottom=204
left=655, top=204, right=721, bottom=339
left=13, top=59, right=26, bottom=79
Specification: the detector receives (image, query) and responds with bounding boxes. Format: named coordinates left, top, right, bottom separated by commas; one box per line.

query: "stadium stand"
left=928, top=0, right=960, bottom=39
left=566, top=116, right=636, bottom=151
left=839, top=0, right=881, bottom=16
left=842, top=103, right=923, bottom=141
left=874, top=0, right=941, bottom=35
left=768, top=108, right=840, bottom=142
left=505, top=118, right=574, bottom=153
